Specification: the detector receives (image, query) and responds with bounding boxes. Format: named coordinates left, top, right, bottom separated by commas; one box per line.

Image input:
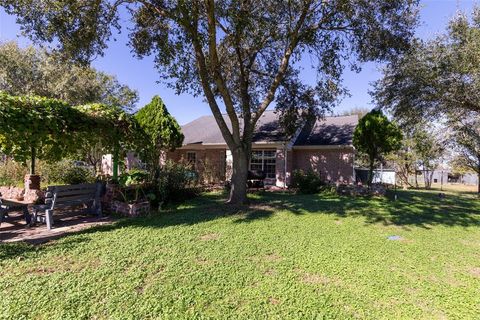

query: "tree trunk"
left=415, top=168, right=419, bottom=188
left=424, top=169, right=434, bottom=189
left=112, top=144, right=119, bottom=182
left=30, top=146, right=36, bottom=175
left=422, top=166, right=430, bottom=189
left=228, top=147, right=249, bottom=204
left=428, top=170, right=435, bottom=189
left=367, top=158, right=375, bottom=187
left=477, top=170, right=480, bottom=195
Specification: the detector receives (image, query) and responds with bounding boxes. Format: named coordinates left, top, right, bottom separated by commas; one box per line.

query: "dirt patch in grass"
left=195, top=257, right=212, bottom=265
left=264, top=253, right=282, bottom=262
left=199, top=233, right=220, bottom=241
left=300, top=272, right=335, bottom=285
left=469, top=267, right=480, bottom=278
left=414, top=299, right=448, bottom=320
left=27, top=257, right=101, bottom=275
left=30, top=266, right=58, bottom=275
left=269, top=297, right=280, bottom=305
left=264, top=268, right=277, bottom=276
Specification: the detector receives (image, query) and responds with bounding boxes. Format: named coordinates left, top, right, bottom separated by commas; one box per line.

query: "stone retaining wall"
left=337, top=184, right=387, bottom=197
left=111, top=200, right=150, bottom=217
left=0, top=186, right=44, bottom=203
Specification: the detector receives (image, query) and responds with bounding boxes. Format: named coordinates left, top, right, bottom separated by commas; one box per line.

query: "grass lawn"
left=1, top=189, right=480, bottom=319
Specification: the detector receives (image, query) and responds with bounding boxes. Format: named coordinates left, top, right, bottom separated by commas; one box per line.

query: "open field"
left=429, top=183, right=478, bottom=194
left=1, top=189, right=479, bottom=319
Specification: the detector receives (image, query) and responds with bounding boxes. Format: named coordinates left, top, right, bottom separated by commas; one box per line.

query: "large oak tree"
left=373, top=8, right=480, bottom=193
left=373, top=8, right=480, bottom=123
left=2, top=0, right=419, bottom=203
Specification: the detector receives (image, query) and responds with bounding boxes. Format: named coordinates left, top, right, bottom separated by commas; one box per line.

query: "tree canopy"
left=386, top=133, right=417, bottom=188
left=1, top=0, right=420, bottom=203
left=373, top=8, right=480, bottom=124
left=0, top=41, right=138, bottom=110
left=135, top=96, right=183, bottom=152
left=353, top=110, right=402, bottom=185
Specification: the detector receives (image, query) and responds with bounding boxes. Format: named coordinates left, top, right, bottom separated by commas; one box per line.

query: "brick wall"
left=166, top=147, right=354, bottom=186
left=292, top=148, right=354, bottom=184
left=167, top=149, right=227, bottom=184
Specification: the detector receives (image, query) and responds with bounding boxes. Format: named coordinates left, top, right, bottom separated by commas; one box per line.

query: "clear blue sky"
left=0, top=1, right=476, bottom=124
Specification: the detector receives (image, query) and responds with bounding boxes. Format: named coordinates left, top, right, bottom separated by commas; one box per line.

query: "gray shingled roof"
left=181, top=111, right=358, bottom=146
left=294, top=114, right=358, bottom=146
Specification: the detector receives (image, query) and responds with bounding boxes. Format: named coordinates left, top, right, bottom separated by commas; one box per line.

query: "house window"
left=186, top=151, right=196, bottom=170
left=250, top=150, right=276, bottom=179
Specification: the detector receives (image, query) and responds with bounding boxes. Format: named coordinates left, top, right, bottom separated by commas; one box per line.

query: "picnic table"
left=0, top=198, right=33, bottom=226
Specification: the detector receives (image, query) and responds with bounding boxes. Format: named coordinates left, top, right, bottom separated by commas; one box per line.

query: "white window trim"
left=250, top=150, right=276, bottom=179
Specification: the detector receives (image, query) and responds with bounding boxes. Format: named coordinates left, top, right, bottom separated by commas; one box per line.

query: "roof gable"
left=293, top=115, right=358, bottom=146
left=181, top=111, right=358, bottom=146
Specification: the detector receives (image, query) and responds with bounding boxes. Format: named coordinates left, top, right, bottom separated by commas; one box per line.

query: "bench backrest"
left=45, top=183, right=102, bottom=209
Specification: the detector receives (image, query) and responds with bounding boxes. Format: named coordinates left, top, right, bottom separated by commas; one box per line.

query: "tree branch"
left=252, top=0, right=313, bottom=124
left=179, top=4, right=236, bottom=147
left=205, top=0, right=241, bottom=145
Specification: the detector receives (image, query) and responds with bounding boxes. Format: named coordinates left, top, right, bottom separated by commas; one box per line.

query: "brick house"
left=167, top=111, right=358, bottom=187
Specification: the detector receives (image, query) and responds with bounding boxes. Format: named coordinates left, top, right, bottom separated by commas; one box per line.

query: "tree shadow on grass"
left=1, top=189, right=479, bottom=260
left=248, top=189, right=480, bottom=229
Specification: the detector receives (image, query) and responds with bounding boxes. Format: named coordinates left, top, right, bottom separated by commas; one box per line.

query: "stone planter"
left=111, top=200, right=150, bottom=217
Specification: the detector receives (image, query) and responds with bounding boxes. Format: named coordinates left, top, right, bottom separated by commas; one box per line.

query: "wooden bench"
left=31, top=183, right=103, bottom=230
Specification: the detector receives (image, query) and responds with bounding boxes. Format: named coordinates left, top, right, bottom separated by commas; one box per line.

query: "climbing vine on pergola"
left=75, top=103, right=144, bottom=181
left=0, top=92, right=143, bottom=180
left=0, top=92, right=91, bottom=174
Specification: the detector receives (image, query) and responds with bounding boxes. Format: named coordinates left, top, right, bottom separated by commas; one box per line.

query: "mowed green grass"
left=1, top=189, right=480, bottom=319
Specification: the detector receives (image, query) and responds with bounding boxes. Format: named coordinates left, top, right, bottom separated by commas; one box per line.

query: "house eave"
left=178, top=141, right=286, bottom=150
left=292, top=144, right=354, bottom=150
left=178, top=143, right=226, bottom=150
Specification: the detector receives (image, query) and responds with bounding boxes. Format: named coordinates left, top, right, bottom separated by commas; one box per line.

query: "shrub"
left=0, top=159, right=96, bottom=187
left=42, top=160, right=95, bottom=185
left=114, top=169, right=155, bottom=205
left=0, top=159, right=26, bottom=186
left=291, top=170, right=325, bottom=194
left=62, top=166, right=96, bottom=185
left=119, top=169, right=150, bottom=186
left=157, top=160, right=200, bottom=205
